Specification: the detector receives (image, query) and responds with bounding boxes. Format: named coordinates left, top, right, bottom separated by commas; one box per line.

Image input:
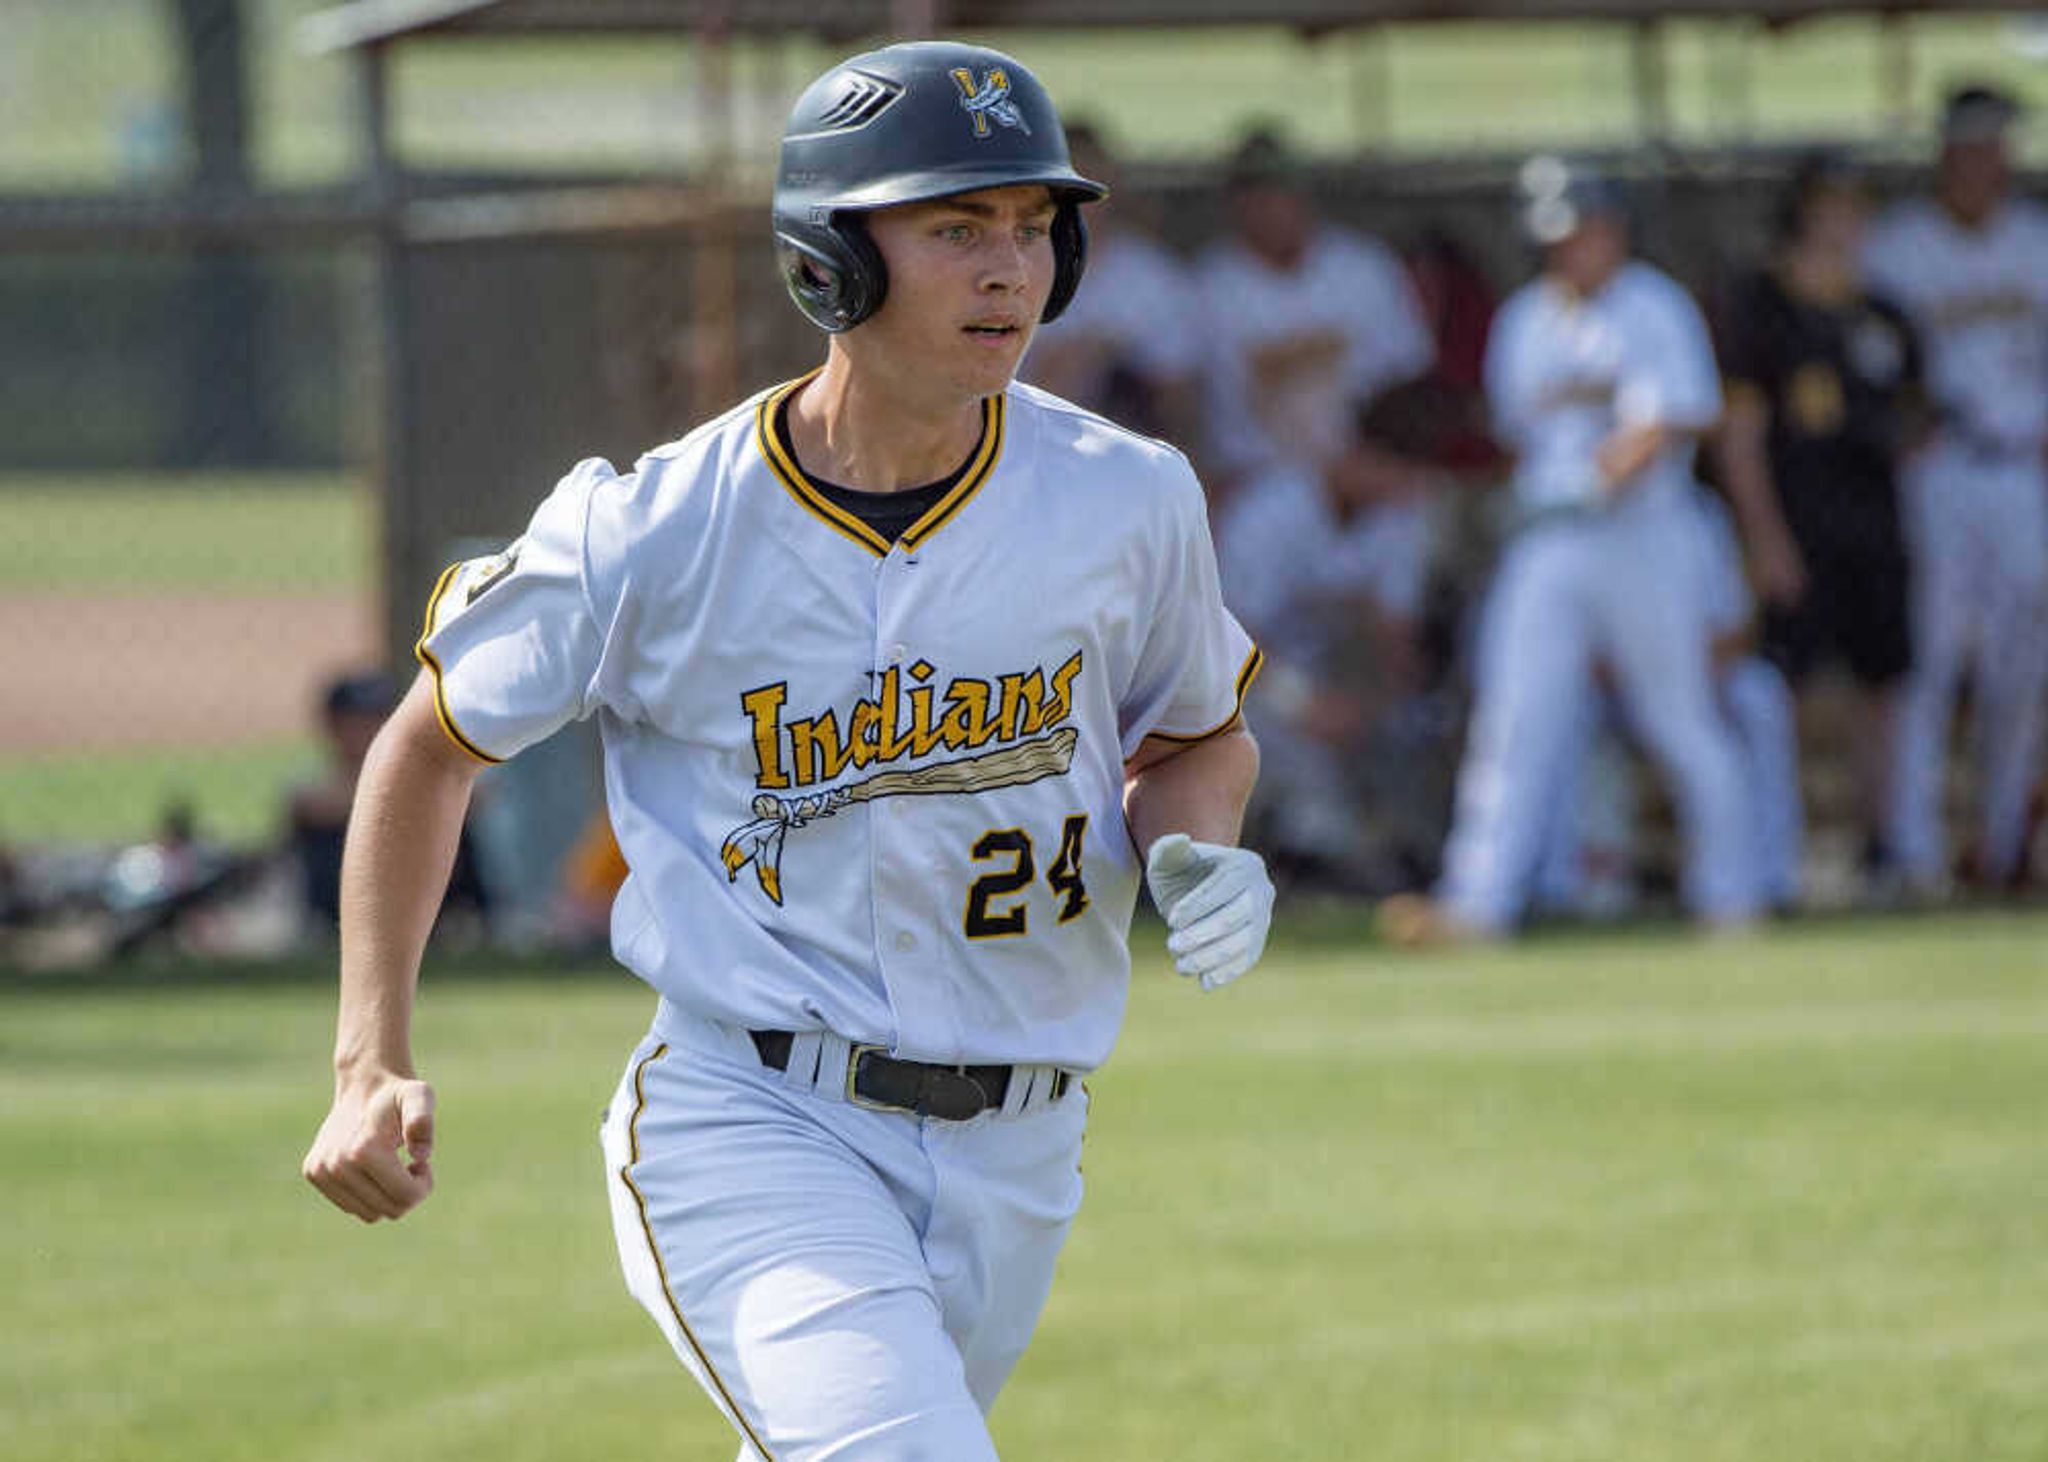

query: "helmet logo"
left=950, top=67, right=1030, bottom=139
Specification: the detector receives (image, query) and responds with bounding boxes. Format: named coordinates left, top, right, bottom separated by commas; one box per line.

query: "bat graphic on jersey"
left=721, top=726, right=1079, bottom=905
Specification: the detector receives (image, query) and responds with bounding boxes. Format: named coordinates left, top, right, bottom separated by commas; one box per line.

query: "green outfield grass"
left=6, top=913, right=2046, bottom=1461
left=0, top=738, right=319, bottom=845
left=0, top=474, right=369, bottom=594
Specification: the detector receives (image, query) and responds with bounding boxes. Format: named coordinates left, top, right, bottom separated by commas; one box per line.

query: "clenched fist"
left=303, top=1071, right=437, bottom=1223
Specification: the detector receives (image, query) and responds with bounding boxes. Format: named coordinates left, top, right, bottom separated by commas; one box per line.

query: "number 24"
left=964, top=815, right=1089, bottom=939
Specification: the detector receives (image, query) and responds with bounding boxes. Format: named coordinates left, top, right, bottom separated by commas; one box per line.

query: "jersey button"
left=887, top=642, right=908, bottom=661
left=894, top=931, right=917, bottom=952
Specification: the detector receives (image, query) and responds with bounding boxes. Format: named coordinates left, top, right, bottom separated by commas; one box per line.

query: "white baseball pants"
left=1888, top=441, right=2048, bottom=884
left=600, top=1002, right=1086, bottom=1462
left=1440, top=489, right=1760, bottom=931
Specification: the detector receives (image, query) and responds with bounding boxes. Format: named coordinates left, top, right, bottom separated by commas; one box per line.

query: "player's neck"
left=791, top=354, right=989, bottom=493
left=1937, top=189, right=2000, bottom=233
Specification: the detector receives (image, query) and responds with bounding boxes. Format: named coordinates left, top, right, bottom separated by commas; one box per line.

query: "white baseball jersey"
left=417, top=376, right=1258, bottom=1072
left=1486, top=261, right=1722, bottom=513
left=1197, top=226, right=1435, bottom=476
left=1028, top=230, right=1204, bottom=384
left=1216, top=464, right=1432, bottom=666
left=1863, top=198, right=2048, bottom=454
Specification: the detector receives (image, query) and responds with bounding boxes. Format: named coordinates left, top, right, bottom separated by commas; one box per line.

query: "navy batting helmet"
left=1515, top=154, right=1626, bottom=247
left=772, top=42, right=1107, bottom=333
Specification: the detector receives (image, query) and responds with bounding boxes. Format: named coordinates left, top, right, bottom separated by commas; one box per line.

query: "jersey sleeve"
left=1119, top=457, right=1262, bottom=759
left=1617, top=276, right=1723, bottom=431
left=414, top=458, right=619, bottom=763
left=1714, top=273, right=1774, bottom=411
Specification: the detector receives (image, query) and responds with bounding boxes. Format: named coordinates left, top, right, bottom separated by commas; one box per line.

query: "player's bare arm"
left=1595, top=420, right=1683, bottom=497
left=1127, top=724, right=1274, bottom=991
left=1125, top=723, right=1259, bottom=847
left=1713, top=388, right=1808, bottom=606
left=303, top=671, right=482, bottom=1224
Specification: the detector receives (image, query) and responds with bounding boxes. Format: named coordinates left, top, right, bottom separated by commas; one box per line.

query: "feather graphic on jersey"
left=721, top=727, right=1078, bottom=905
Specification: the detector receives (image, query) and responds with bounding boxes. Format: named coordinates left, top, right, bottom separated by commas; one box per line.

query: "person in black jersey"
left=1714, top=155, right=1928, bottom=885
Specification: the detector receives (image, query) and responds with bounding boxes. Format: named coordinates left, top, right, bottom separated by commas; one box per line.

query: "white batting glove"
left=1145, top=833, right=1275, bottom=991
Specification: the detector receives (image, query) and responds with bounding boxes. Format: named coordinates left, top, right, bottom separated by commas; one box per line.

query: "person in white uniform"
left=1023, top=121, right=1205, bottom=453
left=1196, top=127, right=1436, bottom=487
left=1863, top=86, right=2048, bottom=894
left=1383, top=157, right=1759, bottom=942
left=1217, top=403, right=1436, bottom=887
left=1535, top=486, right=1804, bottom=917
left=300, top=43, right=1273, bottom=1462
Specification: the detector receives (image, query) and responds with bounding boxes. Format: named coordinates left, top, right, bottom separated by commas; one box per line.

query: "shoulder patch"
left=464, top=543, right=521, bottom=605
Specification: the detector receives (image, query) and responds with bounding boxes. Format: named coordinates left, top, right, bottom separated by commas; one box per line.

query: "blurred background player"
left=1195, top=126, right=1436, bottom=492
left=1217, top=399, right=1438, bottom=893
left=1022, top=121, right=1205, bottom=455
left=1713, top=154, right=1924, bottom=896
left=1863, top=86, right=2048, bottom=896
left=1534, top=484, right=1804, bottom=918
left=1386, top=157, right=1758, bottom=942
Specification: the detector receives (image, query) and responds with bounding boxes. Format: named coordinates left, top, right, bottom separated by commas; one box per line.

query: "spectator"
left=1217, top=400, right=1439, bottom=891
left=1196, top=126, right=1435, bottom=490
left=1713, top=153, right=1925, bottom=897
left=1023, top=121, right=1205, bottom=453
left=1382, top=157, right=1759, bottom=943
left=1863, top=86, right=2048, bottom=895
left=286, top=670, right=490, bottom=936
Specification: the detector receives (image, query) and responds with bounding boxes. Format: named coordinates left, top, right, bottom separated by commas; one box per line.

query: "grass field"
left=6, top=912, right=2047, bottom=1461
left=0, top=473, right=369, bottom=845
left=0, top=475, right=369, bottom=595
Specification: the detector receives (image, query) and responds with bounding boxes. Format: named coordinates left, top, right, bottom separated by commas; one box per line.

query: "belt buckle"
left=844, top=1043, right=896, bottom=1112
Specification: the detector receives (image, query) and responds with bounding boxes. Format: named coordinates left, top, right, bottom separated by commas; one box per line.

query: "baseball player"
left=1862, top=86, right=2048, bottom=894
left=1196, top=127, right=1436, bottom=486
left=1534, top=486, right=1804, bottom=917
left=1384, top=157, right=1759, bottom=942
left=1714, top=153, right=1924, bottom=892
left=1022, top=122, right=1206, bottom=452
left=1217, top=402, right=1436, bottom=889
left=301, top=42, right=1273, bottom=1462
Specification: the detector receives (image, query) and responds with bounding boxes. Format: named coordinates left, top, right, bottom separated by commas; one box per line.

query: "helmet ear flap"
left=774, top=216, right=889, bottom=333
left=1041, top=199, right=1089, bottom=324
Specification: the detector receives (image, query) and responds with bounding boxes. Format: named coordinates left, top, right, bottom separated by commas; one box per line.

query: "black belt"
left=749, top=1030, right=1070, bottom=1121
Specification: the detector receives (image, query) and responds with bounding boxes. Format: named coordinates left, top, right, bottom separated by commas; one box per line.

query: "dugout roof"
left=302, top=0, right=2045, bottom=52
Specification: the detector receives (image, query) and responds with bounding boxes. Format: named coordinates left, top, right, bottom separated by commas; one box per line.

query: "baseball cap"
left=1225, top=126, right=1301, bottom=190
left=322, top=670, right=398, bottom=721
left=1942, top=84, right=2022, bottom=144
left=1516, top=154, right=1625, bottom=246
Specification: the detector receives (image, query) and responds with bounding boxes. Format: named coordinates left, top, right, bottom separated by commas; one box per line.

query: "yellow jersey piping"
left=619, top=1044, right=779, bottom=1462
left=413, top=561, right=505, bottom=766
left=753, top=374, right=1005, bottom=558
left=1145, top=644, right=1264, bottom=745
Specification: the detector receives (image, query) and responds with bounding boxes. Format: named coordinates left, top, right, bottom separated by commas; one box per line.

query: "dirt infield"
left=0, top=590, right=381, bottom=752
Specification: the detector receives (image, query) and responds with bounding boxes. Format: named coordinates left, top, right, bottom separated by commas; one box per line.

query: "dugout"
left=295, top=0, right=2046, bottom=666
